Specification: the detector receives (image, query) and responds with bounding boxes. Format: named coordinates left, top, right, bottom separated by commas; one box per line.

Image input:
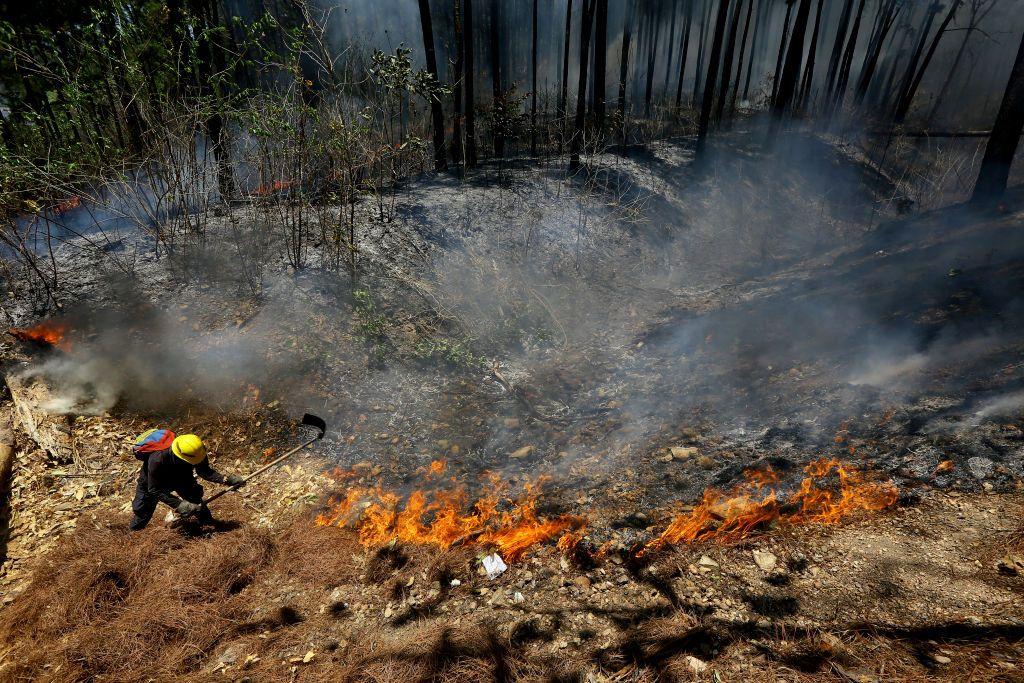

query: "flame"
left=645, top=459, right=897, bottom=553
left=255, top=179, right=294, bottom=196
left=8, top=321, right=70, bottom=350
left=54, top=196, right=81, bottom=214
left=428, top=459, right=447, bottom=476
left=316, top=476, right=583, bottom=561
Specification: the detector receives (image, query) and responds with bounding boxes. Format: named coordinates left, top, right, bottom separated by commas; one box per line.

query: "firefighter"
left=129, top=430, right=245, bottom=531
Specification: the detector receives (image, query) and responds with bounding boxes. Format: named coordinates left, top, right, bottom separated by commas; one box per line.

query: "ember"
left=316, top=477, right=584, bottom=561
left=8, top=321, right=70, bottom=350
left=646, top=459, right=897, bottom=552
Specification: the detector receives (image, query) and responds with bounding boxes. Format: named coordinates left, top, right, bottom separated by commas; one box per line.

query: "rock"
left=698, top=555, right=719, bottom=569
left=685, top=655, right=708, bottom=673
left=752, top=549, right=778, bottom=572
left=996, top=554, right=1024, bottom=576
left=670, top=446, right=699, bottom=460
left=573, top=576, right=592, bottom=591
left=658, top=453, right=674, bottom=463
left=216, top=645, right=241, bottom=667
left=966, top=457, right=994, bottom=479
left=932, top=654, right=951, bottom=665
left=697, top=455, right=716, bottom=469
left=450, top=579, right=462, bottom=587
left=510, top=445, right=534, bottom=459
left=503, top=418, right=520, bottom=429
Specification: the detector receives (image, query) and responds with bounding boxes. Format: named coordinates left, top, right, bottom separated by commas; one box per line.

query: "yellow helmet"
left=171, top=434, right=207, bottom=465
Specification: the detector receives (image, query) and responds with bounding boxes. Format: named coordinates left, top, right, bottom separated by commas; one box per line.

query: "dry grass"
left=0, top=509, right=275, bottom=682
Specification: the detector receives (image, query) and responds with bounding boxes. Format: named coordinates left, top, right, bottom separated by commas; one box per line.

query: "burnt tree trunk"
left=693, top=0, right=712, bottom=104
left=664, top=0, right=681, bottom=93
left=593, top=0, right=609, bottom=129
left=831, top=0, right=868, bottom=114
left=697, top=0, right=733, bottom=158
left=972, top=28, right=1024, bottom=203
left=730, top=0, right=755, bottom=115
left=891, top=1, right=941, bottom=122
left=772, top=0, right=813, bottom=123
left=570, top=0, right=597, bottom=172
left=531, top=0, right=539, bottom=155
left=644, top=3, right=664, bottom=118
left=716, top=0, right=744, bottom=123
left=853, top=0, right=902, bottom=107
left=772, top=0, right=796, bottom=104
left=676, top=0, right=694, bottom=108
left=619, top=1, right=635, bottom=142
left=798, top=0, right=825, bottom=109
left=894, top=0, right=962, bottom=123
left=824, top=0, right=856, bottom=102
left=464, top=0, right=478, bottom=167
left=489, top=0, right=504, bottom=157
left=452, top=0, right=465, bottom=164
left=743, top=0, right=767, bottom=99
left=559, top=0, right=573, bottom=153
left=418, top=0, right=448, bottom=171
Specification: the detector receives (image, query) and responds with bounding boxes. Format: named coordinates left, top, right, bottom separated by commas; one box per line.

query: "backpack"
left=133, top=428, right=175, bottom=461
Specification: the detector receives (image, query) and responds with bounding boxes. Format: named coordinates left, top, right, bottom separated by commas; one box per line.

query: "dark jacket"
left=142, top=448, right=227, bottom=509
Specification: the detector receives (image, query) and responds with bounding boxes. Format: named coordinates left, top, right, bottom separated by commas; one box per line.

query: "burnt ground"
left=1, top=131, right=1024, bottom=680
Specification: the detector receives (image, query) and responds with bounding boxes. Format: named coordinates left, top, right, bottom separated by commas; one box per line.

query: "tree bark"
left=824, top=0, right=855, bottom=101
left=644, top=2, right=664, bottom=118
left=570, top=0, right=597, bottom=172
left=853, top=0, right=902, bottom=107
left=743, top=0, right=767, bottom=99
left=798, top=0, right=825, bottom=109
left=831, top=0, right=867, bottom=114
left=716, top=0, right=745, bottom=123
left=489, top=0, right=504, bottom=157
left=676, top=0, right=694, bottom=108
left=464, top=0, right=478, bottom=167
left=619, top=1, right=634, bottom=142
left=972, top=28, right=1024, bottom=202
left=593, top=0, right=609, bottom=129
left=891, top=1, right=940, bottom=122
left=663, top=0, right=680, bottom=94
left=418, top=0, right=448, bottom=171
left=772, top=0, right=813, bottom=123
left=771, top=0, right=796, bottom=104
left=531, top=0, right=538, bottom=155
left=559, top=0, right=573, bottom=153
left=697, top=0, right=733, bottom=158
left=452, top=0, right=465, bottom=164
left=894, top=0, right=962, bottom=123
left=693, top=0, right=712, bottom=105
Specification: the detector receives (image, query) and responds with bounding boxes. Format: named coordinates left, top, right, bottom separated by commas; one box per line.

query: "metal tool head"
left=301, top=413, right=327, bottom=439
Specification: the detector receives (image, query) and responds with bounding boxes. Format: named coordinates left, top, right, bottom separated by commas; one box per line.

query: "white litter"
left=482, top=553, right=508, bottom=580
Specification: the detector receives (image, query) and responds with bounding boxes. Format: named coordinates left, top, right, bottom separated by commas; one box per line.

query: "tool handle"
left=203, top=436, right=317, bottom=505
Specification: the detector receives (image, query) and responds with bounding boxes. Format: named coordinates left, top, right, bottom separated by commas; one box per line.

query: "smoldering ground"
left=11, top=131, right=1024, bottom=501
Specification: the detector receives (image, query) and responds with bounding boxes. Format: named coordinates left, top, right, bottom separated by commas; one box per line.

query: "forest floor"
left=1, top=132, right=1023, bottom=681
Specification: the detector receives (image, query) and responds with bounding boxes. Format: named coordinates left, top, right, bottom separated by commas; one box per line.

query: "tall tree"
left=488, top=0, right=504, bottom=157
left=693, top=0, right=712, bottom=104
left=644, top=2, right=665, bottom=117
left=663, top=0, right=681, bottom=93
left=531, top=0, right=538, bottom=155
left=772, top=0, right=813, bottom=122
left=593, top=0, right=609, bottom=128
left=798, top=0, right=825, bottom=109
left=730, top=0, right=756, bottom=116
left=743, top=0, right=768, bottom=99
left=715, top=0, right=745, bottom=123
left=464, top=0, right=478, bottom=167
left=824, top=0, right=856, bottom=101
left=559, top=0, right=573, bottom=153
left=831, top=0, right=868, bottom=113
left=893, top=0, right=962, bottom=123
left=972, top=28, right=1024, bottom=202
left=771, top=0, right=796, bottom=104
left=418, top=0, right=447, bottom=171
left=853, top=0, right=903, bottom=107
left=890, top=1, right=941, bottom=121
left=619, top=0, right=635, bottom=142
left=570, top=0, right=597, bottom=172
left=697, top=0, right=733, bottom=157
left=928, top=0, right=999, bottom=122
left=452, top=0, right=465, bottom=164
left=675, top=0, right=694, bottom=108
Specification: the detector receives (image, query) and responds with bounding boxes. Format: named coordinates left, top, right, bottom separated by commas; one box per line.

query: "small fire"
left=428, top=459, right=446, bottom=475
left=8, top=321, right=70, bottom=350
left=254, top=179, right=295, bottom=196
left=316, top=476, right=584, bottom=561
left=645, top=459, right=897, bottom=553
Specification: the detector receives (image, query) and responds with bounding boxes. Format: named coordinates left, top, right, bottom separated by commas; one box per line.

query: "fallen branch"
left=4, top=374, right=73, bottom=463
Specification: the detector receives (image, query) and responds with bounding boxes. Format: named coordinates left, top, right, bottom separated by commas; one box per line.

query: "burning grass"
left=7, top=320, right=70, bottom=350
left=646, top=458, right=898, bottom=552
left=315, top=475, right=584, bottom=561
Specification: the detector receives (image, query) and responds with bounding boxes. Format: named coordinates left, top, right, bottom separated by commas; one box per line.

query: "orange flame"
left=255, top=179, right=294, bottom=196
left=645, top=459, right=897, bottom=553
left=315, top=476, right=583, bottom=561
left=8, top=321, right=70, bottom=350
left=428, top=459, right=446, bottom=476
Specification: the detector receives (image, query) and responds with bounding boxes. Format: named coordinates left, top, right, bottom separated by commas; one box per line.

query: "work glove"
left=176, top=500, right=202, bottom=517
left=226, top=473, right=246, bottom=488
